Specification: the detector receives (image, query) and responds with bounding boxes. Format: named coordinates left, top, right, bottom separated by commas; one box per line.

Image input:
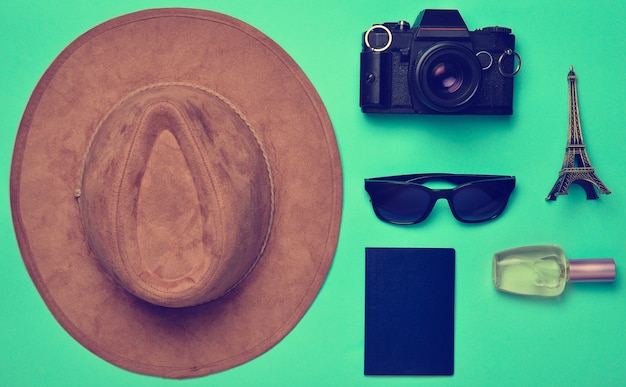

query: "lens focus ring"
left=413, top=42, right=482, bottom=113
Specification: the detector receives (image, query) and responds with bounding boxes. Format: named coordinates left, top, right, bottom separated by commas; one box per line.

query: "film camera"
left=360, top=9, right=521, bottom=114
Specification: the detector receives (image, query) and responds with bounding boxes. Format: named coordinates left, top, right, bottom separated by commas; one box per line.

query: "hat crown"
left=78, top=84, right=273, bottom=308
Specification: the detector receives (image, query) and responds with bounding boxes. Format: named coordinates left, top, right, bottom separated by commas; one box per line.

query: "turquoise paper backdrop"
left=2, top=1, right=625, bottom=386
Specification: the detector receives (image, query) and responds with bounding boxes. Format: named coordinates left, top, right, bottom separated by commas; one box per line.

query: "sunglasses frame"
left=365, top=173, right=516, bottom=224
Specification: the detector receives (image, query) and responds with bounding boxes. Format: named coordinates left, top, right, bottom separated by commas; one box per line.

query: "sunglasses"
left=365, top=173, right=515, bottom=224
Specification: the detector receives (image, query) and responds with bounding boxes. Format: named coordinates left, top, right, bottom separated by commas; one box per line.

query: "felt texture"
left=10, top=8, right=342, bottom=379
left=78, top=84, right=273, bottom=307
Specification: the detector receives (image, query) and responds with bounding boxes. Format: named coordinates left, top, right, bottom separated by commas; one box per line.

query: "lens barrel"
left=413, top=42, right=482, bottom=113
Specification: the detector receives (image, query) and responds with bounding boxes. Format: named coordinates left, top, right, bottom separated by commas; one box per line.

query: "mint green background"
left=2, top=1, right=625, bottom=386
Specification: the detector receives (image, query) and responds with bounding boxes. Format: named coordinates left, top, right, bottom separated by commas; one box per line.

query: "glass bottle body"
left=493, top=245, right=568, bottom=296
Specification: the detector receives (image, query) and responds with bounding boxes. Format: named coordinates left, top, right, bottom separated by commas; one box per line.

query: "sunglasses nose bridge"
left=431, top=188, right=455, bottom=202
left=425, top=189, right=455, bottom=219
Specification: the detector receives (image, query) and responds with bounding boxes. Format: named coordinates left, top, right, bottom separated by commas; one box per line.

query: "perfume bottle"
left=493, top=245, right=615, bottom=296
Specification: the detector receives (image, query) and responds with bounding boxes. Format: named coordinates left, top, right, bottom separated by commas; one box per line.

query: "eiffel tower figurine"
left=546, top=66, right=611, bottom=200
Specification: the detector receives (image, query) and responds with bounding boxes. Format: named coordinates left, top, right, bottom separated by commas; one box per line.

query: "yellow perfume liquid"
left=493, top=245, right=615, bottom=297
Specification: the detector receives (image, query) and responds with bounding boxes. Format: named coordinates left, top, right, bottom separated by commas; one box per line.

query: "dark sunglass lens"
left=368, top=183, right=432, bottom=224
left=451, top=182, right=511, bottom=222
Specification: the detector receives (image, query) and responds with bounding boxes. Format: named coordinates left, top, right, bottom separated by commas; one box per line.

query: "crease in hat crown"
left=76, top=82, right=275, bottom=308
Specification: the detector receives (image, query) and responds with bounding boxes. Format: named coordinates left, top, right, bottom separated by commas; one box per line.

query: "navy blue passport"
left=365, top=248, right=455, bottom=376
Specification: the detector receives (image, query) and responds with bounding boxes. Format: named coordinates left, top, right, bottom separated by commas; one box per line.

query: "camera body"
left=360, top=9, right=519, bottom=115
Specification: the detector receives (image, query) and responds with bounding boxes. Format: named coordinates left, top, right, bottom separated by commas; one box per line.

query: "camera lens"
left=429, top=61, right=464, bottom=94
left=413, top=42, right=482, bottom=112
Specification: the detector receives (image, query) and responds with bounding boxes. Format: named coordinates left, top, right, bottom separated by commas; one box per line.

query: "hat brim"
left=10, top=8, right=342, bottom=378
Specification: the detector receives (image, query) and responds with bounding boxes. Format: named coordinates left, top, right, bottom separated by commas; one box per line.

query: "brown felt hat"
left=10, top=8, right=342, bottom=378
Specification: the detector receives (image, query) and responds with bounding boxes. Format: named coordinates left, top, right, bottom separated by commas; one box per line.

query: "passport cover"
left=364, top=247, right=455, bottom=376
